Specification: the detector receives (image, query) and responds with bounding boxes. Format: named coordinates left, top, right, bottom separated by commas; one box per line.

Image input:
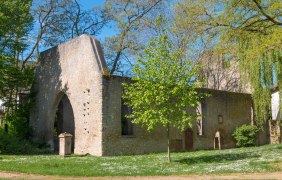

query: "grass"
left=0, top=144, right=282, bottom=176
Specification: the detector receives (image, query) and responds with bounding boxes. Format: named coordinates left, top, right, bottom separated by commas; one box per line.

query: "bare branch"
left=22, top=1, right=55, bottom=67
left=252, top=0, right=282, bottom=26
left=72, top=0, right=81, bottom=38
left=110, top=0, right=163, bottom=74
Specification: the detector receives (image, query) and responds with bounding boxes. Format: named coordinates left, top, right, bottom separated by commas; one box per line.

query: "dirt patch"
left=1, top=172, right=282, bottom=180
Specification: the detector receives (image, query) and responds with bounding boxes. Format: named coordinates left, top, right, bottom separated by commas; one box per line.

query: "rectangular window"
left=121, top=100, right=133, bottom=136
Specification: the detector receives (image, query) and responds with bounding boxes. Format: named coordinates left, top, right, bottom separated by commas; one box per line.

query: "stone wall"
left=30, top=35, right=267, bottom=156
left=269, top=119, right=281, bottom=144
left=199, top=51, right=251, bottom=93
left=30, top=35, right=107, bottom=156
left=101, top=76, right=260, bottom=155
left=193, top=89, right=253, bottom=150
left=102, top=76, right=168, bottom=155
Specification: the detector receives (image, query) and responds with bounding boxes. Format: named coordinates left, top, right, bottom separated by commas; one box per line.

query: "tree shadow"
left=29, top=44, right=66, bottom=152
left=175, top=152, right=260, bottom=164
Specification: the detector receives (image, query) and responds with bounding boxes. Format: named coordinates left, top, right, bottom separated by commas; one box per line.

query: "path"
left=1, top=171, right=282, bottom=179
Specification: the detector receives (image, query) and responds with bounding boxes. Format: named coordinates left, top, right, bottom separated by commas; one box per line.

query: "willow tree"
left=123, top=35, right=201, bottom=162
left=175, top=0, right=282, bottom=126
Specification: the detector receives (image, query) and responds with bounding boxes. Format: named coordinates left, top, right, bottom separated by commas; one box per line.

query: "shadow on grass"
left=270, top=145, right=282, bottom=150
left=0, top=152, right=54, bottom=156
left=175, top=152, right=260, bottom=165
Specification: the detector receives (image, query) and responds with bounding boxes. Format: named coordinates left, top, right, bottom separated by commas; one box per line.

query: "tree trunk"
left=167, top=124, right=171, bottom=162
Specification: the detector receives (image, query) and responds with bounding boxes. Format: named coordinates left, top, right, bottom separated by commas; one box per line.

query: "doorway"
left=185, top=128, right=193, bottom=150
left=53, top=94, right=75, bottom=153
left=214, top=130, right=222, bottom=150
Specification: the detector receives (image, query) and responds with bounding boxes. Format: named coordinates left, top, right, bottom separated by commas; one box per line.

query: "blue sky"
left=81, top=0, right=104, bottom=8
left=80, top=0, right=116, bottom=41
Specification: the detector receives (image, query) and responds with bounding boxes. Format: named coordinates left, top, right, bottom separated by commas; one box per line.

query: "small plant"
left=233, top=124, right=259, bottom=147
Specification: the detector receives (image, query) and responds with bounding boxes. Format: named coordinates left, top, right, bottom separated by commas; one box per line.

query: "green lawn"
left=0, top=144, right=282, bottom=177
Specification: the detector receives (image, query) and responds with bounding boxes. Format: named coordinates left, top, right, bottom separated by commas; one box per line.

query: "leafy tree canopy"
left=123, top=34, right=202, bottom=161
left=0, top=0, right=35, bottom=138
left=175, top=0, right=282, bottom=126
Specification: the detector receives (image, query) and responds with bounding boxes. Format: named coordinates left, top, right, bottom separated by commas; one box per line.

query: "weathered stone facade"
left=30, top=35, right=267, bottom=156
left=270, top=89, right=281, bottom=143
left=199, top=50, right=251, bottom=93
left=30, top=35, right=107, bottom=156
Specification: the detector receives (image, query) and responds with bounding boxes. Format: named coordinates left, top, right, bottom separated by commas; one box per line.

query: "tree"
left=0, top=0, right=35, bottom=138
left=123, top=35, right=202, bottom=162
left=103, top=0, right=164, bottom=75
left=0, top=0, right=34, bottom=112
left=31, top=0, right=109, bottom=51
left=0, top=0, right=109, bottom=139
left=175, top=0, right=282, bottom=126
left=0, top=0, right=33, bottom=56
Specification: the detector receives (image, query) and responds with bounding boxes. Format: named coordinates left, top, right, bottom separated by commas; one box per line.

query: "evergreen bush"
left=233, top=124, right=259, bottom=147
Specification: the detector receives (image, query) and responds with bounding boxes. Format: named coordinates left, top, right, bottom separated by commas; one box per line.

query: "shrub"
left=233, top=124, right=259, bottom=147
left=4, top=101, right=33, bottom=139
left=0, top=128, right=50, bottom=155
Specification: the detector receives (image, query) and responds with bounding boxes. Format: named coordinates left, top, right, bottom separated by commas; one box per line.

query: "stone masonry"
left=30, top=35, right=107, bottom=156
left=30, top=35, right=267, bottom=156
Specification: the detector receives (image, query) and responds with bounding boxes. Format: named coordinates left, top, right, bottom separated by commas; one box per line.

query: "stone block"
left=59, top=132, right=73, bottom=156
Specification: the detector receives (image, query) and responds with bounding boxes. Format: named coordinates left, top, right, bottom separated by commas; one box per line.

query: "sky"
left=80, top=0, right=116, bottom=41
left=81, top=0, right=104, bottom=8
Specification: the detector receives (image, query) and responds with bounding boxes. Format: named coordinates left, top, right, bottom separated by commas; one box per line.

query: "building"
left=199, top=50, right=251, bottom=93
left=29, top=35, right=267, bottom=156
